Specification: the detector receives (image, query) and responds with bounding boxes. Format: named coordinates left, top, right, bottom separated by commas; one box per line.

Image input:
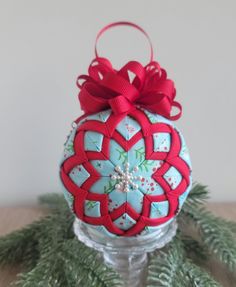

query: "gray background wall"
left=0, top=0, right=235, bottom=205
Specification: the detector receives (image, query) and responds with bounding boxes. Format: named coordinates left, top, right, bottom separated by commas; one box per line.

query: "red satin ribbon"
left=76, top=22, right=182, bottom=121
left=95, top=21, right=154, bottom=63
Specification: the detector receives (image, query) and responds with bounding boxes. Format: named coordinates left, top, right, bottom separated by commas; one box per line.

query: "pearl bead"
left=110, top=162, right=142, bottom=193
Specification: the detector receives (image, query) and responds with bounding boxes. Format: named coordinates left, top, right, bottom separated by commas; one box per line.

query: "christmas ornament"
left=60, top=22, right=192, bottom=237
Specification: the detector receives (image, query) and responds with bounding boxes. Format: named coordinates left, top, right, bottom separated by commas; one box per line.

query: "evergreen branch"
left=219, top=219, right=236, bottom=235
left=0, top=185, right=235, bottom=286
left=16, top=239, right=122, bottom=287
left=181, top=260, right=221, bottom=287
left=62, top=239, right=123, bottom=287
left=38, top=193, right=67, bottom=209
left=147, top=233, right=221, bottom=287
left=0, top=206, right=74, bottom=269
left=181, top=235, right=208, bottom=262
left=0, top=223, right=40, bottom=269
left=181, top=204, right=236, bottom=272
left=147, top=235, right=187, bottom=287
left=186, top=183, right=209, bottom=207
left=15, top=245, right=69, bottom=287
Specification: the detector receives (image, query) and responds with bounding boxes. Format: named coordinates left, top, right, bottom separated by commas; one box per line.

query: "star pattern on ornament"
left=60, top=108, right=192, bottom=236
left=110, top=162, right=142, bottom=192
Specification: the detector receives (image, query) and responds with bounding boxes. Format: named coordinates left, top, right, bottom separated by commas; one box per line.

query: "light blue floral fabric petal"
left=136, top=160, right=164, bottom=195
left=178, top=175, right=193, bottom=209
left=164, top=166, right=182, bottom=189
left=69, top=165, right=90, bottom=187
left=109, top=140, right=128, bottom=170
left=116, top=116, right=141, bottom=140
left=90, top=160, right=115, bottom=176
left=84, top=200, right=101, bottom=217
left=178, top=131, right=192, bottom=169
left=127, top=189, right=144, bottom=214
left=108, top=189, right=127, bottom=212
left=113, top=213, right=136, bottom=231
left=90, top=177, right=115, bottom=194
left=60, top=182, right=74, bottom=209
left=149, top=201, right=169, bottom=219
left=153, top=132, right=171, bottom=152
left=84, top=131, right=103, bottom=152
left=128, top=139, right=145, bottom=169
left=61, top=127, right=76, bottom=163
left=84, top=109, right=112, bottom=122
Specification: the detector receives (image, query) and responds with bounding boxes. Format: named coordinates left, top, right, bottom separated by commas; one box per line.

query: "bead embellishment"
left=110, top=162, right=142, bottom=192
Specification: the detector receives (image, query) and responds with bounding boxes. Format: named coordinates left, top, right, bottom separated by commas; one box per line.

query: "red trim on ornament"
left=112, top=130, right=143, bottom=152
left=86, top=192, right=109, bottom=216
left=78, top=120, right=111, bottom=137
left=60, top=108, right=192, bottom=236
left=124, top=220, right=146, bottom=236
left=110, top=203, right=140, bottom=221
left=144, top=135, right=168, bottom=160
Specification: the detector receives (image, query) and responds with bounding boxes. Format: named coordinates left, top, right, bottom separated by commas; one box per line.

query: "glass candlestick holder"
left=73, top=219, right=177, bottom=287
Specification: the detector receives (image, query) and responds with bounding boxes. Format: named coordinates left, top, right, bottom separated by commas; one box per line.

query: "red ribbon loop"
left=77, top=57, right=182, bottom=120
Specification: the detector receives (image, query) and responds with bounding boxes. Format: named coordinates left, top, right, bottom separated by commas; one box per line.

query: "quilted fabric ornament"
left=60, top=22, right=192, bottom=237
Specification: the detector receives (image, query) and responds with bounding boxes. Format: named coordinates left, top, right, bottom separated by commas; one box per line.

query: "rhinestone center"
left=110, top=162, right=142, bottom=193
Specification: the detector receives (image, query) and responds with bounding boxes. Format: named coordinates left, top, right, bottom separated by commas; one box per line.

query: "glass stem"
left=103, top=250, right=148, bottom=287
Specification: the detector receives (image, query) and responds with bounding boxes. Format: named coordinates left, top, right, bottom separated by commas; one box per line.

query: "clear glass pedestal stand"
left=74, top=219, right=177, bottom=287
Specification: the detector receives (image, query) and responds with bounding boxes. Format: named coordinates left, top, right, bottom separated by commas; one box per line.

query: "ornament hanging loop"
left=94, top=21, right=154, bottom=63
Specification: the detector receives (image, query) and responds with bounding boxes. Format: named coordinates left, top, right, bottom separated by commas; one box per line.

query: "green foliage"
left=219, top=219, right=236, bottom=235
left=115, top=148, right=127, bottom=164
left=147, top=235, right=187, bottom=287
left=135, top=147, right=145, bottom=161
left=86, top=200, right=98, bottom=210
left=38, top=193, right=68, bottom=209
left=103, top=181, right=115, bottom=194
left=0, top=223, right=40, bottom=269
left=0, top=193, right=122, bottom=287
left=0, top=184, right=236, bottom=286
left=147, top=235, right=220, bottom=287
left=181, top=235, right=208, bottom=262
left=181, top=184, right=236, bottom=272
left=65, top=143, right=74, bottom=153
left=15, top=239, right=122, bottom=287
left=139, top=160, right=155, bottom=172
left=184, top=183, right=209, bottom=207
left=181, top=260, right=221, bottom=287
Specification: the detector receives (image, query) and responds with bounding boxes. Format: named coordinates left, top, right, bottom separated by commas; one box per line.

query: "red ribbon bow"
left=77, top=57, right=182, bottom=120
